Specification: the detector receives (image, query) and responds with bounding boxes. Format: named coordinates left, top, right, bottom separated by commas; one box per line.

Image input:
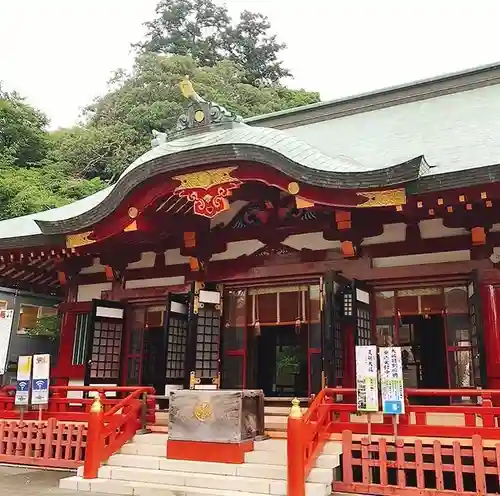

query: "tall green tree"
left=0, top=87, right=106, bottom=219
left=137, top=0, right=290, bottom=85
left=71, top=54, right=319, bottom=181
left=0, top=86, right=49, bottom=167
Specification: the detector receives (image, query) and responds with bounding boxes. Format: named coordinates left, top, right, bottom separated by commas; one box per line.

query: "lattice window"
left=195, top=307, right=219, bottom=378
left=72, top=313, right=90, bottom=366
left=126, top=357, right=141, bottom=386
left=469, top=302, right=482, bottom=386
left=333, top=300, right=344, bottom=380
left=89, top=320, right=122, bottom=380
left=166, top=315, right=188, bottom=380
left=356, top=307, right=372, bottom=346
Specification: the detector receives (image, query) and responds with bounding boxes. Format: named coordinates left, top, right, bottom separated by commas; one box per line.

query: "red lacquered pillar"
left=480, top=284, right=500, bottom=395
left=83, top=397, right=104, bottom=479
left=287, top=398, right=305, bottom=496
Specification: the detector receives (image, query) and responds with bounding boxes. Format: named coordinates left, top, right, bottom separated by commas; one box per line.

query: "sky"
left=2, top=0, right=500, bottom=129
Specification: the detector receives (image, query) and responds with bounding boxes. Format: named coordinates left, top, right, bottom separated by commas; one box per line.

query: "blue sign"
left=33, top=379, right=48, bottom=391
left=383, top=400, right=404, bottom=415
left=16, top=380, right=30, bottom=392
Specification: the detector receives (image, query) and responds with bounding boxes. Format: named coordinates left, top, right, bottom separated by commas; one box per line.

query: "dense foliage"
left=137, top=0, right=291, bottom=85
left=0, top=0, right=320, bottom=219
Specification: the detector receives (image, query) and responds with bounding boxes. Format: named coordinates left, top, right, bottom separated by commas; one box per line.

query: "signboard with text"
left=355, top=345, right=379, bottom=412
left=15, top=355, right=32, bottom=407
left=0, top=309, right=14, bottom=376
left=32, top=354, right=50, bottom=406
left=379, top=346, right=405, bottom=415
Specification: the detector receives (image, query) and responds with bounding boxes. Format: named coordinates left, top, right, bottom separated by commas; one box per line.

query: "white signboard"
left=379, top=347, right=405, bottom=415
left=15, top=355, right=32, bottom=407
left=32, top=354, right=50, bottom=406
left=355, top=345, right=379, bottom=412
left=0, top=309, right=14, bottom=375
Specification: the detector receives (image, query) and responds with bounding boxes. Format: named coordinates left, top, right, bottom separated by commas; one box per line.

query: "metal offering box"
left=168, top=389, right=265, bottom=443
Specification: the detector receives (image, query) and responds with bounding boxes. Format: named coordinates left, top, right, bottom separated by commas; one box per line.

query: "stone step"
left=245, top=449, right=340, bottom=468
left=61, top=476, right=274, bottom=496
left=120, top=442, right=166, bottom=457
left=64, top=468, right=330, bottom=495
left=80, top=457, right=334, bottom=485
left=254, top=439, right=342, bottom=456
left=132, top=433, right=168, bottom=445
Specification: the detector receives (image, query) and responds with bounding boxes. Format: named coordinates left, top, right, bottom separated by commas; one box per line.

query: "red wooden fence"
left=0, top=385, right=156, bottom=424
left=83, top=389, right=148, bottom=479
left=325, top=387, right=500, bottom=439
left=288, top=387, right=500, bottom=496
left=0, top=419, right=87, bottom=469
left=334, top=430, right=500, bottom=495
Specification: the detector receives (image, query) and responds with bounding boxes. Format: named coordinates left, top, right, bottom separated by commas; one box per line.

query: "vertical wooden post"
left=287, top=398, right=305, bottom=496
left=83, top=396, right=104, bottom=479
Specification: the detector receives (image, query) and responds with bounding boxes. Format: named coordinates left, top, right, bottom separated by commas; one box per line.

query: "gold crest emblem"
left=193, top=402, right=212, bottom=422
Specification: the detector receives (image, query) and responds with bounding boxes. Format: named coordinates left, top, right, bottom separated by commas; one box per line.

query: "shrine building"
left=1, top=63, right=500, bottom=402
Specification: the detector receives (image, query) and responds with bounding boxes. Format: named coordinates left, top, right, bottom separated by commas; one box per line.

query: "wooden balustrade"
left=335, top=431, right=500, bottom=495
left=0, top=385, right=156, bottom=424
left=287, top=387, right=500, bottom=496
left=83, top=389, right=149, bottom=479
left=0, top=418, right=87, bottom=468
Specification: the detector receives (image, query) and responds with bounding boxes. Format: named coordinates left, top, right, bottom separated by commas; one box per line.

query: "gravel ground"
left=0, top=465, right=102, bottom=495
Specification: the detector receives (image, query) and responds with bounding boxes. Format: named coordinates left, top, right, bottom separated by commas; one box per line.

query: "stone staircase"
left=61, top=432, right=342, bottom=495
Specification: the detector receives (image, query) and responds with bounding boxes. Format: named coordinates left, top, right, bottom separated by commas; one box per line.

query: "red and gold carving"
left=172, top=167, right=242, bottom=218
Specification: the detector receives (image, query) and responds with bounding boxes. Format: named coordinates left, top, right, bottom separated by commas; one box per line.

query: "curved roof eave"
left=34, top=124, right=429, bottom=236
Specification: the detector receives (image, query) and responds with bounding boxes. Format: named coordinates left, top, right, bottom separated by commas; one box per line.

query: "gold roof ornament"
left=175, top=76, right=242, bottom=134
left=179, top=75, right=204, bottom=103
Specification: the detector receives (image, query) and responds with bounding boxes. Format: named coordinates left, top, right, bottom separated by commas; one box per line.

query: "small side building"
left=0, top=286, right=60, bottom=384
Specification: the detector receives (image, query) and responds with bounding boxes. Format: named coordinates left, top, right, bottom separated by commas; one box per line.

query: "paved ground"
left=0, top=465, right=102, bottom=496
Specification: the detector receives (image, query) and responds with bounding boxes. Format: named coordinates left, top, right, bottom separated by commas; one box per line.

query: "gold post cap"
left=289, top=397, right=302, bottom=419
left=90, top=396, right=103, bottom=413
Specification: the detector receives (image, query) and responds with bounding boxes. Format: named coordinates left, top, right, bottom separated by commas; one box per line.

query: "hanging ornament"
left=253, top=293, right=261, bottom=336
left=295, top=290, right=303, bottom=335
left=254, top=320, right=261, bottom=337
left=295, top=317, right=302, bottom=335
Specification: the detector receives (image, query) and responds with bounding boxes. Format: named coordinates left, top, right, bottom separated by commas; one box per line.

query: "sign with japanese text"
left=32, top=354, right=50, bottom=406
left=0, top=309, right=14, bottom=375
left=379, top=346, right=405, bottom=415
left=355, top=345, right=379, bottom=412
left=15, top=355, right=32, bottom=407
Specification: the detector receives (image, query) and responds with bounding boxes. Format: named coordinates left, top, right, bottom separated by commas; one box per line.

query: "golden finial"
left=179, top=75, right=196, bottom=99
left=90, top=396, right=103, bottom=413
left=289, top=397, right=302, bottom=419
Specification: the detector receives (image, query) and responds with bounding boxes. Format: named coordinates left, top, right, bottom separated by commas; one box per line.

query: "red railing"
left=84, top=387, right=153, bottom=479
left=0, top=418, right=87, bottom=469
left=287, top=387, right=500, bottom=496
left=0, top=386, right=156, bottom=424
left=335, top=431, right=500, bottom=495
left=326, top=387, right=500, bottom=439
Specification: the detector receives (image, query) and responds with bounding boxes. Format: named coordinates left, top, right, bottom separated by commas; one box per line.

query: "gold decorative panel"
left=173, top=167, right=239, bottom=190
left=172, top=167, right=242, bottom=218
left=356, top=188, right=406, bottom=208
left=66, top=231, right=95, bottom=249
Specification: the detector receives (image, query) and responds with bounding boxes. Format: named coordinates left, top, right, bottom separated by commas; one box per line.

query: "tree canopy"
left=0, top=0, right=321, bottom=220
left=0, top=86, right=49, bottom=167
left=137, top=0, right=290, bottom=86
